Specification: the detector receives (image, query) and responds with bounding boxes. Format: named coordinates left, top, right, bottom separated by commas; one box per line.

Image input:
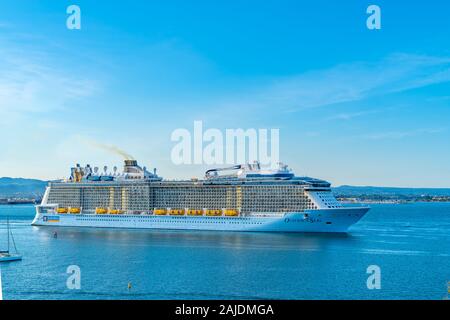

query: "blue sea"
left=1, top=203, right=449, bottom=300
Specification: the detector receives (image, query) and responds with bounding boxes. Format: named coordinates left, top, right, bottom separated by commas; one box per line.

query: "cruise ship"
left=32, top=160, right=369, bottom=233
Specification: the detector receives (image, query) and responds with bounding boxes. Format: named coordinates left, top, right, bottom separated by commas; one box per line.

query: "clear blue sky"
left=0, top=0, right=449, bottom=187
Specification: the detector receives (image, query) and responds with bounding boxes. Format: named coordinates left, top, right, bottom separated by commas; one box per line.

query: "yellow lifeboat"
left=154, top=209, right=167, bottom=215
left=56, top=207, right=68, bottom=214
left=109, top=209, right=121, bottom=214
left=224, top=209, right=238, bottom=216
left=69, top=207, right=81, bottom=214
left=170, top=209, right=185, bottom=216
left=95, top=207, right=108, bottom=214
left=206, top=209, right=222, bottom=216
left=187, top=209, right=203, bottom=216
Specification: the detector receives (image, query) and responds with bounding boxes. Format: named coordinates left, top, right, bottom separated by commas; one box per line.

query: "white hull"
left=32, top=207, right=369, bottom=233
left=0, top=254, right=22, bottom=262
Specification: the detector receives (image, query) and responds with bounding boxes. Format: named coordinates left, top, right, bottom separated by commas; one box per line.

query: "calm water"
left=0, top=203, right=449, bottom=300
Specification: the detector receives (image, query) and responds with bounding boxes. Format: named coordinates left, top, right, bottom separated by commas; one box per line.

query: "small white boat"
left=0, top=217, right=22, bottom=263
left=0, top=253, right=22, bottom=262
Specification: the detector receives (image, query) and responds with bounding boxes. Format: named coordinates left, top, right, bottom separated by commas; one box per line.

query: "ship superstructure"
left=32, top=160, right=369, bottom=233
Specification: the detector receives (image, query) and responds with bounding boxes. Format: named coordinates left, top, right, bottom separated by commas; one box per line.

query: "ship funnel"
left=124, top=160, right=138, bottom=167
left=123, top=159, right=141, bottom=174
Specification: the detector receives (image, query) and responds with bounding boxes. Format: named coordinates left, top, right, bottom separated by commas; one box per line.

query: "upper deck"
left=51, top=160, right=331, bottom=190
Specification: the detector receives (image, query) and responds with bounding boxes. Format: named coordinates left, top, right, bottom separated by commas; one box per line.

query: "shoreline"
left=0, top=200, right=39, bottom=205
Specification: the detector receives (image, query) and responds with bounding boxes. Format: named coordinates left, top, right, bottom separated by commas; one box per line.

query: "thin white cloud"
left=0, top=47, right=100, bottom=123
left=217, top=53, right=450, bottom=114
left=364, top=128, right=446, bottom=140
left=326, top=109, right=381, bottom=121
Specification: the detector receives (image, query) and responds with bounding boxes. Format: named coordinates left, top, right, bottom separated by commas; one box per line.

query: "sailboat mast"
left=7, top=216, right=9, bottom=253
left=0, top=267, right=3, bottom=301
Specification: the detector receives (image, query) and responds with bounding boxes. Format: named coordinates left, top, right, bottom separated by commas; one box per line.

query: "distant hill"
left=333, top=185, right=450, bottom=197
left=0, top=177, right=48, bottom=198
left=1, top=177, right=450, bottom=200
